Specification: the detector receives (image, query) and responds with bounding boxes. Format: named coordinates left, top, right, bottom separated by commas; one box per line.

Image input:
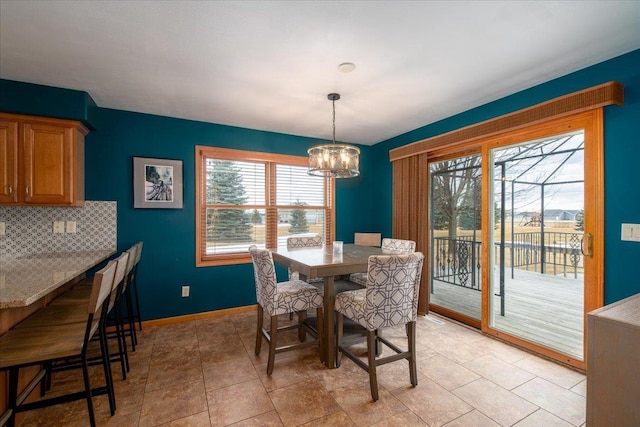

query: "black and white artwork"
left=133, top=157, right=183, bottom=209
left=145, top=164, right=174, bottom=202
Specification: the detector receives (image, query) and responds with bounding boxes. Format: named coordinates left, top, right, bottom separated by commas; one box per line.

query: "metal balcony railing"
left=431, top=231, right=583, bottom=291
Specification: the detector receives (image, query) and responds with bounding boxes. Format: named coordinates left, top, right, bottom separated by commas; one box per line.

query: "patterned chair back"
left=381, top=238, right=416, bottom=254
left=287, top=235, right=322, bottom=249
left=249, top=245, right=277, bottom=315
left=364, top=252, right=424, bottom=330
left=286, top=236, right=323, bottom=281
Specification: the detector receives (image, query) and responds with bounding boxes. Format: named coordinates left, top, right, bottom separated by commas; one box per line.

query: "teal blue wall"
left=370, top=49, right=640, bottom=304
left=0, top=79, right=95, bottom=126
left=0, top=80, right=373, bottom=320
left=85, top=108, right=372, bottom=320
left=2, top=48, right=638, bottom=317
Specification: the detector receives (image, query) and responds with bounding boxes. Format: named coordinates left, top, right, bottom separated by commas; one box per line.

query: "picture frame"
left=133, top=157, right=183, bottom=209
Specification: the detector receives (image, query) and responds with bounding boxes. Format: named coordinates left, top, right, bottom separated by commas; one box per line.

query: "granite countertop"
left=0, top=250, right=115, bottom=308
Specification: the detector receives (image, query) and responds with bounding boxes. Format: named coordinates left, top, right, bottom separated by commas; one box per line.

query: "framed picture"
left=133, top=157, right=183, bottom=209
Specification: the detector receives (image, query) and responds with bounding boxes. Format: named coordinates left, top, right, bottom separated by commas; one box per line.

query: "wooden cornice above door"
left=389, top=81, right=624, bottom=162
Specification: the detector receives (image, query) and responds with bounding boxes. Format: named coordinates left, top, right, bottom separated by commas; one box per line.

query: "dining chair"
left=0, top=259, right=118, bottom=427
left=349, top=238, right=416, bottom=286
left=286, top=235, right=324, bottom=285
left=335, top=252, right=425, bottom=401
left=249, top=245, right=324, bottom=375
left=354, top=232, right=382, bottom=247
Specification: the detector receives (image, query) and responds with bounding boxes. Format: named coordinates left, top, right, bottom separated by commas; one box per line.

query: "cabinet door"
left=0, top=119, right=19, bottom=204
left=22, top=122, right=74, bottom=205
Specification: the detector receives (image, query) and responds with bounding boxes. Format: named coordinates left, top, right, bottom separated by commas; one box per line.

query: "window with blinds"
left=195, top=146, right=334, bottom=266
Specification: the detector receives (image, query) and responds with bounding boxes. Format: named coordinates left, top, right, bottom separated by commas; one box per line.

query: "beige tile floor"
left=19, top=311, right=587, bottom=427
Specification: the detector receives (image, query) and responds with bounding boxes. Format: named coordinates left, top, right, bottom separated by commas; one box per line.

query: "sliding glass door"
left=425, top=111, right=603, bottom=368
left=488, top=131, right=585, bottom=360
left=429, top=153, right=482, bottom=325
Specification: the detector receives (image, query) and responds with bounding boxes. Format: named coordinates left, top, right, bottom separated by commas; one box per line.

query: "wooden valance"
left=389, top=81, right=624, bottom=162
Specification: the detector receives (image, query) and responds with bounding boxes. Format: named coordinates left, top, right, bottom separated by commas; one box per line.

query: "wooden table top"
left=269, top=244, right=384, bottom=278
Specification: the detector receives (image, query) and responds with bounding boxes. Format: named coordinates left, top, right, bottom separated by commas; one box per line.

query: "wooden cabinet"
left=0, top=113, right=88, bottom=206
left=586, top=293, right=640, bottom=426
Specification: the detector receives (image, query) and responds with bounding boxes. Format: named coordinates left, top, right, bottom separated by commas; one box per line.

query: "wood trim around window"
left=195, top=146, right=335, bottom=267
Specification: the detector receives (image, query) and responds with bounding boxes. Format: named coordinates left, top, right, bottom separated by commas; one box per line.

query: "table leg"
left=323, top=275, right=336, bottom=368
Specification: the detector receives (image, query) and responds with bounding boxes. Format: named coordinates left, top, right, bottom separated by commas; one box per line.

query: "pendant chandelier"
left=308, top=93, right=360, bottom=178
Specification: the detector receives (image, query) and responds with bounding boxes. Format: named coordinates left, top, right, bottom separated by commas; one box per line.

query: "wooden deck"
left=430, top=269, right=584, bottom=359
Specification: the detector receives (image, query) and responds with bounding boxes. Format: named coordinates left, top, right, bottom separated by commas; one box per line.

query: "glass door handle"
left=581, top=233, right=593, bottom=258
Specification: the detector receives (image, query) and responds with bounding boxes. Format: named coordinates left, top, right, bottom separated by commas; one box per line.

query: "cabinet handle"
left=7, top=185, right=12, bottom=196
left=25, top=185, right=29, bottom=197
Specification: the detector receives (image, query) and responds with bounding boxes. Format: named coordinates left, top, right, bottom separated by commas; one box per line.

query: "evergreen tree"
left=206, top=160, right=252, bottom=241
left=250, top=209, right=262, bottom=224
left=289, top=200, right=309, bottom=234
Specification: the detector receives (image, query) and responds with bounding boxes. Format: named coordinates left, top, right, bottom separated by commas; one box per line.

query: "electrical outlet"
left=66, top=221, right=77, bottom=233
left=181, top=285, right=190, bottom=297
left=53, top=221, right=65, bottom=234
left=0, top=221, right=5, bottom=236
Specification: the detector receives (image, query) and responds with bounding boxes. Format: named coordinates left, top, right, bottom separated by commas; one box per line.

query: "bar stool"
left=0, top=260, right=118, bottom=427
left=50, top=250, right=134, bottom=379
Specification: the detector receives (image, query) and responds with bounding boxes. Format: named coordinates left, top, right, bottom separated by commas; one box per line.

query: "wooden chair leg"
left=375, top=329, right=382, bottom=356
left=255, top=305, right=264, bottom=355
left=335, top=311, right=343, bottom=367
left=408, top=321, right=417, bottom=387
left=316, top=307, right=324, bottom=363
left=267, top=315, right=278, bottom=376
left=297, top=310, right=307, bottom=342
left=367, top=330, right=379, bottom=401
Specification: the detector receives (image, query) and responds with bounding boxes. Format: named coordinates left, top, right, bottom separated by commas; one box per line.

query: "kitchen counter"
left=0, top=250, right=115, bottom=308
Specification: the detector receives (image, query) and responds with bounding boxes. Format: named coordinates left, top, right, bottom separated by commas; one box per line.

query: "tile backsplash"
left=0, top=201, right=117, bottom=256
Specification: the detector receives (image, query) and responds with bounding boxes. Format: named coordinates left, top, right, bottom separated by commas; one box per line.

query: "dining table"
left=269, top=243, right=384, bottom=368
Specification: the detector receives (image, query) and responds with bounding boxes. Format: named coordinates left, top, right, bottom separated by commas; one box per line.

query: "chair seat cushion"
left=271, top=280, right=323, bottom=316
left=348, top=272, right=367, bottom=287
left=335, top=289, right=368, bottom=329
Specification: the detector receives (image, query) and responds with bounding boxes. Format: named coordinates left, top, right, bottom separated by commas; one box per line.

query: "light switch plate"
left=181, top=285, right=190, bottom=297
left=66, top=221, right=77, bottom=233
left=53, top=221, right=65, bottom=234
left=0, top=221, right=5, bottom=236
left=621, top=223, right=640, bottom=242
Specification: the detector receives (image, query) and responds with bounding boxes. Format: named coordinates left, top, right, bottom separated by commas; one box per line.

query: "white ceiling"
left=1, top=1, right=638, bottom=146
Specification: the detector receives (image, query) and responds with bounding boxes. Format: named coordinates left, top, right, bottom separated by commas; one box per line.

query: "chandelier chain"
left=332, top=98, right=336, bottom=144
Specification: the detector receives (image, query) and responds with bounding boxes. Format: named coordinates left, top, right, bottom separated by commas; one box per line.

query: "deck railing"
left=432, top=231, right=583, bottom=291
left=508, top=231, right=583, bottom=278
left=432, top=236, right=482, bottom=290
